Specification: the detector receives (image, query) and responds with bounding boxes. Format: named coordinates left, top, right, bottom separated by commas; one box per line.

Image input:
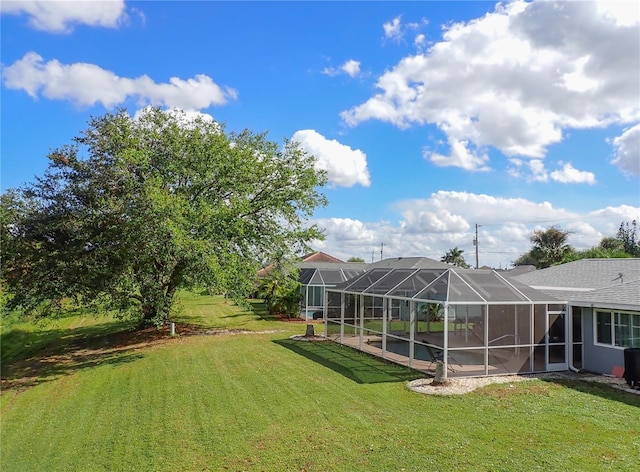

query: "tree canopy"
left=615, top=220, right=640, bottom=257
left=1, top=108, right=327, bottom=326
left=514, top=222, right=638, bottom=268
left=514, top=226, right=573, bottom=268
left=441, top=247, right=470, bottom=268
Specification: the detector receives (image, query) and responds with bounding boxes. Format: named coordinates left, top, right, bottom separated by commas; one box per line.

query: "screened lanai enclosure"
left=298, top=263, right=367, bottom=320
left=323, top=267, right=567, bottom=378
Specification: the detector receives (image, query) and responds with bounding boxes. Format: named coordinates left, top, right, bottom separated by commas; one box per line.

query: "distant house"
left=257, top=251, right=346, bottom=279
left=296, top=252, right=368, bottom=319
left=510, top=258, right=640, bottom=376
left=300, top=251, right=345, bottom=263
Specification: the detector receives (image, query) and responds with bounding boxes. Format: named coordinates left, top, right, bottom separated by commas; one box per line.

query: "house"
left=510, top=258, right=640, bottom=376
left=297, top=258, right=368, bottom=320
left=321, top=257, right=562, bottom=378
left=320, top=257, right=640, bottom=380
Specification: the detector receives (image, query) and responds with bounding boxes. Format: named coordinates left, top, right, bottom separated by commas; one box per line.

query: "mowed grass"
left=1, top=294, right=639, bottom=471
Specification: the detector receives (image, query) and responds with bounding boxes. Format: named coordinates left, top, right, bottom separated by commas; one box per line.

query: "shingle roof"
left=368, top=257, right=451, bottom=270
left=296, top=261, right=368, bottom=270
left=511, top=258, right=640, bottom=310
left=301, top=252, right=344, bottom=263
left=571, top=279, right=640, bottom=308
left=258, top=251, right=345, bottom=277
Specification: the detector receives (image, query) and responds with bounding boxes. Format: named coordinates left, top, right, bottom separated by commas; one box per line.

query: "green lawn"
left=2, top=293, right=639, bottom=471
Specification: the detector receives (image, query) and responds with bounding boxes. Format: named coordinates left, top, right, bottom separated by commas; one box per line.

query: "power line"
left=475, top=213, right=638, bottom=228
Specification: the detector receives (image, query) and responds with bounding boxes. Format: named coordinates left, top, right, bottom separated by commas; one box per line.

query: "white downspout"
left=443, top=303, right=449, bottom=380
left=409, top=300, right=416, bottom=369
left=359, top=294, right=364, bottom=350
left=567, top=304, right=580, bottom=373
left=382, top=297, right=388, bottom=359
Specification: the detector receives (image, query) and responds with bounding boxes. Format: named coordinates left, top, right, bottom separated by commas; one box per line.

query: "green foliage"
left=441, top=247, right=471, bottom=268
left=514, top=226, right=574, bottom=268
left=347, top=256, right=365, bottom=262
left=599, top=236, right=625, bottom=252
left=616, top=219, right=640, bottom=256
left=421, top=303, right=443, bottom=322
left=515, top=221, right=640, bottom=267
left=258, top=266, right=302, bottom=318
left=1, top=108, right=327, bottom=327
left=563, top=247, right=633, bottom=262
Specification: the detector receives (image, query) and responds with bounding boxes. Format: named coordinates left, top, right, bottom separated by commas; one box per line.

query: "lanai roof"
left=297, top=262, right=368, bottom=286
left=296, top=256, right=448, bottom=287
left=330, top=267, right=558, bottom=304
left=368, top=256, right=451, bottom=270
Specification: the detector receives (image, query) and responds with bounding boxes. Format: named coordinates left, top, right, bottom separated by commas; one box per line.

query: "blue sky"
left=2, top=1, right=639, bottom=268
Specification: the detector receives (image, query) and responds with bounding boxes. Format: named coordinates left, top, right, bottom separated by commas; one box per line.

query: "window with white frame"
left=595, top=310, right=640, bottom=348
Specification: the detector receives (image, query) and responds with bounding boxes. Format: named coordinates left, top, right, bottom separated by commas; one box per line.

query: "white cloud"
left=383, top=15, right=428, bottom=44
left=595, top=0, right=640, bottom=27
left=133, top=107, right=218, bottom=131
left=322, top=59, right=361, bottom=78
left=2, top=52, right=237, bottom=110
left=528, top=159, right=549, bottom=183
left=425, top=137, right=490, bottom=171
left=292, top=130, right=371, bottom=188
left=383, top=16, right=402, bottom=41
left=341, top=60, right=361, bottom=78
left=509, top=158, right=596, bottom=184
left=313, top=192, right=640, bottom=268
left=343, top=1, right=640, bottom=170
left=1, top=0, right=128, bottom=33
left=611, top=124, right=640, bottom=176
left=550, top=162, right=596, bottom=184
left=315, top=218, right=377, bottom=242
left=396, top=191, right=574, bottom=232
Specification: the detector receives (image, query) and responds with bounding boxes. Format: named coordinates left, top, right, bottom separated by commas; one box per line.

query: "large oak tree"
left=1, top=108, right=327, bottom=326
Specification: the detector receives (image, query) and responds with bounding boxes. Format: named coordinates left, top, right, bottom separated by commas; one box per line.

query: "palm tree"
left=514, top=226, right=574, bottom=268
left=441, top=247, right=470, bottom=268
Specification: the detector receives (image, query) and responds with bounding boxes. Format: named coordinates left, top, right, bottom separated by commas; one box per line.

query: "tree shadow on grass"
left=274, top=338, right=423, bottom=385
left=1, top=322, right=171, bottom=393
left=247, top=299, right=276, bottom=322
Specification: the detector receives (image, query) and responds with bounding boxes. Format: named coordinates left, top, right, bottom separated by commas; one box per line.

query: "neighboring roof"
left=257, top=251, right=345, bottom=278
left=511, top=258, right=640, bottom=310
left=368, top=257, right=451, bottom=270
left=330, top=267, right=557, bottom=304
left=504, top=265, right=537, bottom=277
left=301, top=252, right=344, bottom=263
left=296, top=261, right=368, bottom=270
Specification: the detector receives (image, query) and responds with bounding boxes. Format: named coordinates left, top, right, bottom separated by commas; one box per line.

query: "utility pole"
left=474, top=223, right=479, bottom=269
left=380, top=242, right=384, bottom=261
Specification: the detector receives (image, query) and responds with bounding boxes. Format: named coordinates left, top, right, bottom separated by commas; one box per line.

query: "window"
left=595, top=310, right=640, bottom=348
left=308, top=286, right=324, bottom=307
left=596, top=311, right=612, bottom=344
